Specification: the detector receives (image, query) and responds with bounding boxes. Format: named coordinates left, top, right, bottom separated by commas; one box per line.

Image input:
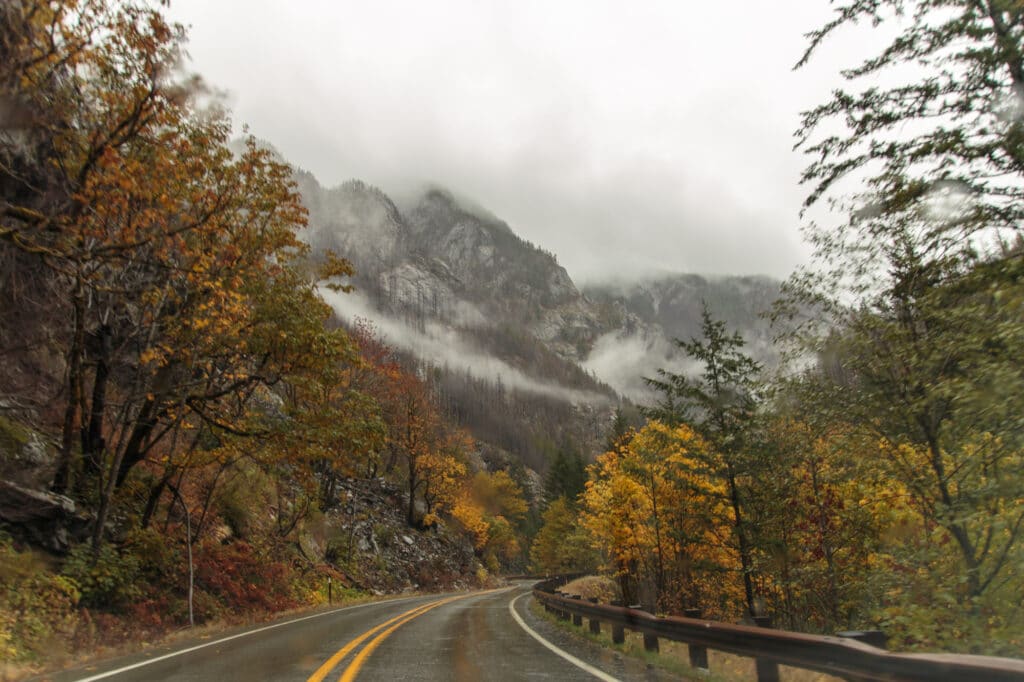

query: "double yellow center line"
left=307, top=591, right=493, bottom=682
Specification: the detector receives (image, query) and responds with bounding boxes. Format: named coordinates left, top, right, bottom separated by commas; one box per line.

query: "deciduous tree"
left=581, top=421, right=738, bottom=615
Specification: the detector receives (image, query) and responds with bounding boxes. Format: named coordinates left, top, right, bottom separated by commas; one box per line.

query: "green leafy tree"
left=529, top=497, right=599, bottom=575
left=796, top=0, right=1024, bottom=245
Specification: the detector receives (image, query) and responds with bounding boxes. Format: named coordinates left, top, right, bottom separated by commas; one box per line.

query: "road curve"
left=36, top=582, right=682, bottom=681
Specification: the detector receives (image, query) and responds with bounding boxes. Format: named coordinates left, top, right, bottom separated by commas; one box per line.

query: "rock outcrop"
left=0, top=479, right=88, bottom=552
left=0, top=414, right=58, bottom=490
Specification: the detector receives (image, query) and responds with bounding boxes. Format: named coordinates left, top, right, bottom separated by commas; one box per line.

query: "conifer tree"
left=645, top=303, right=763, bottom=615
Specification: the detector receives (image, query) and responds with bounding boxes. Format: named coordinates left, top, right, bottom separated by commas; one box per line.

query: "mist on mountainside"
left=287, top=160, right=785, bottom=465
left=292, top=160, right=782, bottom=400
left=319, top=287, right=610, bottom=406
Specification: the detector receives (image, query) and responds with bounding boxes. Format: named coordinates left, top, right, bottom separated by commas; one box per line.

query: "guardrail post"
left=753, top=616, right=779, bottom=682
left=633, top=603, right=659, bottom=652
left=835, top=631, right=888, bottom=682
left=570, top=595, right=584, bottom=626
left=610, top=600, right=625, bottom=644
left=684, top=608, right=709, bottom=670
left=588, top=597, right=601, bottom=634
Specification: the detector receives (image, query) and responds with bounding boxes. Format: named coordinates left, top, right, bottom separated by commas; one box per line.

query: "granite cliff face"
left=295, top=171, right=782, bottom=465
left=402, top=189, right=608, bottom=361
left=302, top=182, right=616, bottom=369
left=295, top=174, right=406, bottom=275
left=584, top=274, right=780, bottom=342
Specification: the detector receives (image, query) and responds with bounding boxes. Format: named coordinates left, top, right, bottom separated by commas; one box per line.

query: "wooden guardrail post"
left=632, top=603, right=659, bottom=652
left=571, top=595, right=584, bottom=626
left=588, top=597, right=601, bottom=634
left=753, top=615, right=779, bottom=682
left=836, top=630, right=889, bottom=681
left=553, top=590, right=569, bottom=621
left=643, top=602, right=659, bottom=651
left=684, top=608, right=709, bottom=670
left=610, top=600, right=625, bottom=644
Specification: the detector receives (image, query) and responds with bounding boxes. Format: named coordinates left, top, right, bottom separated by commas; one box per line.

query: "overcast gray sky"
left=166, top=1, right=876, bottom=283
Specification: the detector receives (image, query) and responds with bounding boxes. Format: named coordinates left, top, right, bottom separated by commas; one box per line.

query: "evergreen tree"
left=645, top=302, right=763, bottom=616
left=543, top=446, right=587, bottom=506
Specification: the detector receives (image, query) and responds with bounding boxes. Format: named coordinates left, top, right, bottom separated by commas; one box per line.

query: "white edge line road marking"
left=69, top=596, right=424, bottom=682
left=508, top=592, right=621, bottom=682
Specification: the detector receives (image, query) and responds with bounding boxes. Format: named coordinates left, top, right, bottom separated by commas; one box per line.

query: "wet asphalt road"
left=37, top=583, right=683, bottom=682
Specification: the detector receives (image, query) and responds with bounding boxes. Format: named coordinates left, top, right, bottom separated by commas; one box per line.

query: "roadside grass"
left=530, top=599, right=843, bottom=682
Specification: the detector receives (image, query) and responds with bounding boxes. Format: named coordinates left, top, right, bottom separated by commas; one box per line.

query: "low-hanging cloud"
left=319, top=288, right=610, bottom=406
left=582, top=330, right=702, bottom=402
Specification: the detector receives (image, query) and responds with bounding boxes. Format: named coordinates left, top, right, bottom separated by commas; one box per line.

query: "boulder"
left=0, top=479, right=88, bottom=552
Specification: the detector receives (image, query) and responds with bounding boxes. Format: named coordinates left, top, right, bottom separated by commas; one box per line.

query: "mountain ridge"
left=282, top=156, right=784, bottom=470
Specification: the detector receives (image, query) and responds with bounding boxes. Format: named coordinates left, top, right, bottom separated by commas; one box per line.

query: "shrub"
left=0, top=535, right=80, bottom=662
left=193, top=540, right=298, bottom=619
left=61, top=542, right=141, bottom=610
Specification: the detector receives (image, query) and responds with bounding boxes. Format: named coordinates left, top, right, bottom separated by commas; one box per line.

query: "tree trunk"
left=80, top=324, right=111, bottom=484
left=140, top=471, right=171, bottom=529
left=53, top=287, right=85, bottom=495
left=727, top=465, right=756, bottom=616
left=924, top=430, right=982, bottom=600
left=115, top=398, right=158, bottom=488
left=407, top=458, right=419, bottom=527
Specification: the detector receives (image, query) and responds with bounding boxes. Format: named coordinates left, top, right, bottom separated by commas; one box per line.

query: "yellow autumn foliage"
left=581, top=421, right=742, bottom=615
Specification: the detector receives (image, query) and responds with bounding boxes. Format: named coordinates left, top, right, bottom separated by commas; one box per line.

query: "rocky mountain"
left=295, top=174, right=406, bottom=276
left=581, top=275, right=782, bottom=398
left=585, top=274, right=780, bottom=342
left=293, top=167, right=782, bottom=467
left=306, top=183, right=609, bottom=362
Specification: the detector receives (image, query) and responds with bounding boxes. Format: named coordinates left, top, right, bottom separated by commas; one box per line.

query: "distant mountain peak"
left=290, top=159, right=780, bottom=467
left=408, top=186, right=512, bottom=238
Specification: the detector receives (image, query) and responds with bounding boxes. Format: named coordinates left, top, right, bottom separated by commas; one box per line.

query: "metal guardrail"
left=533, top=579, right=1024, bottom=682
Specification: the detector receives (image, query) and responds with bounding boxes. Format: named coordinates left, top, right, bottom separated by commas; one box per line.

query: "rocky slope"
left=306, top=476, right=481, bottom=593
left=307, top=183, right=612, bottom=367
left=296, top=171, right=782, bottom=409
